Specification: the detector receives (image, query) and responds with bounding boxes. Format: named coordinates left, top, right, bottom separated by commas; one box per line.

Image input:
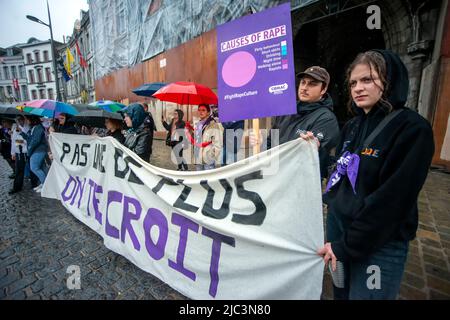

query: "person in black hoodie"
left=309, top=50, right=434, bottom=300
left=162, top=109, right=188, bottom=171
left=56, top=113, right=78, bottom=134
left=263, top=66, right=340, bottom=178
left=122, top=103, right=153, bottom=162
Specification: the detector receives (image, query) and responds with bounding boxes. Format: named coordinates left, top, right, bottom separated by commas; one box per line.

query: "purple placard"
left=217, top=3, right=297, bottom=122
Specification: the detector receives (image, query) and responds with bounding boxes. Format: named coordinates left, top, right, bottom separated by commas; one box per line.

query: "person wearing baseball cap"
left=296, top=66, right=330, bottom=98
left=264, top=65, right=339, bottom=178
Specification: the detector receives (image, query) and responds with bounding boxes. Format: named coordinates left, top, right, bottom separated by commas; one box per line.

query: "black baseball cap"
left=296, top=66, right=330, bottom=87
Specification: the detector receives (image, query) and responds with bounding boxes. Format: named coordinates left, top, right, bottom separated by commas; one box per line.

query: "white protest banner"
left=42, top=133, right=324, bottom=299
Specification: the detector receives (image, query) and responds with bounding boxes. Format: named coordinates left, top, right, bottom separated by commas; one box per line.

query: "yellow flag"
left=65, top=47, right=74, bottom=74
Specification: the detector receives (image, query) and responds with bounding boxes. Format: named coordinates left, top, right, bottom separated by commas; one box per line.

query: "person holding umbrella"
left=162, top=109, right=188, bottom=171
left=122, top=103, right=153, bottom=162
left=8, top=115, right=38, bottom=194
left=20, top=115, right=48, bottom=193
left=152, top=81, right=221, bottom=170
left=185, top=104, right=223, bottom=171
left=55, top=113, right=78, bottom=134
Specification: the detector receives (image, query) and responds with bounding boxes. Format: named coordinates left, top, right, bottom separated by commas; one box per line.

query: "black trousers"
left=13, top=152, right=26, bottom=191
left=13, top=153, right=39, bottom=191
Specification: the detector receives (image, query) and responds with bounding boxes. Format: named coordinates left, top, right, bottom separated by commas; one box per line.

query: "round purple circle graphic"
left=222, top=51, right=257, bottom=88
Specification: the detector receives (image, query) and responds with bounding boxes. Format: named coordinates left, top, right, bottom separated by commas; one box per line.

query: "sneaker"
left=8, top=189, right=21, bottom=195
left=33, top=184, right=43, bottom=191
left=35, top=186, right=43, bottom=193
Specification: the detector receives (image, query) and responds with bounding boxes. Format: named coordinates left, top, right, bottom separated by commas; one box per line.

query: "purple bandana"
left=326, top=151, right=360, bottom=194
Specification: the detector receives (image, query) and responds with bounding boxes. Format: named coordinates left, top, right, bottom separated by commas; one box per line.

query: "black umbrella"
left=73, top=109, right=123, bottom=128
left=132, top=82, right=167, bottom=97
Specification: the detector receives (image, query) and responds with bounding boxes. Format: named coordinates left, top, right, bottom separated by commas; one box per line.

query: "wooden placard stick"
left=253, top=118, right=260, bottom=155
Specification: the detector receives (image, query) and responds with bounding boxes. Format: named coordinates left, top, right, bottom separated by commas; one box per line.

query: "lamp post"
left=26, top=0, right=62, bottom=101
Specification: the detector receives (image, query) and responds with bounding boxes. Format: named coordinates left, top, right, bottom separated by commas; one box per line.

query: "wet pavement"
left=0, top=139, right=187, bottom=300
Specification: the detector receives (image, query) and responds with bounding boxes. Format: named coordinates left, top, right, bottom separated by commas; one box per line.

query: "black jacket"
left=324, top=50, right=435, bottom=262
left=268, top=93, right=340, bottom=177
left=163, top=119, right=186, bottom=146
left=124, top=123, right=152, bottom=162
left=21, top=124, right=47, bottom=156
left=107, top=129, right=125, bottom=144
left=0, top=127, right=11, bottom=156
left=58, top=123, right=78, bottom=134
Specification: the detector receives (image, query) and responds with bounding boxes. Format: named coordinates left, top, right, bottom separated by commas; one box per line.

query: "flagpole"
left=75, top=40, right=93, bottom=102
left=47, top=0, right=62, bottom=101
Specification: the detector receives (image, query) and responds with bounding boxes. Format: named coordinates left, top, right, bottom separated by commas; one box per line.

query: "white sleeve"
left=11, top=131, right=16, bottom=156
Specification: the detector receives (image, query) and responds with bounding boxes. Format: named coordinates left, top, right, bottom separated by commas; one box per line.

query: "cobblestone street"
left=1, top=139, right=450, bottom=300
left=0, top=139, right=187, bottom=300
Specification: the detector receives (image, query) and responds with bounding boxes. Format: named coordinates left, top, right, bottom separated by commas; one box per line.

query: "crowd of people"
left=0, top=102, right=156, bottom=195
left=0, top=49, right=436, bottom=300
left=162, top=103, right=246, bottom=171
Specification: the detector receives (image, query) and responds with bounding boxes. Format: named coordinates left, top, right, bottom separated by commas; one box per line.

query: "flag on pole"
left=62, top=66, right=71, bottom=82
left=57, top=56, right=72, bottom=82
left=65, top=47, right=74, bottom=75
left=75, top=41, right=88, bottom=69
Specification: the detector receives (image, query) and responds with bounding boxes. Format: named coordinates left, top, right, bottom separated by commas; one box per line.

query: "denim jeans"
left=29, top=151, right=48, bottom=185
left=326, top=212, right=409, bottom=300
left=172, top=144, right=188, bottom=171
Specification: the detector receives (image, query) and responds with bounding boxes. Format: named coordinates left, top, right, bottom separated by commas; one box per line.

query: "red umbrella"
left=152, top=81, right=218, bottom=105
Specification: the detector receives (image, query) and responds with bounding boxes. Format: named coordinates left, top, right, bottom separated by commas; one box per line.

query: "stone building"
left=59, top=10, right=96, bottom=104
left=89, top=0, right=450, bottom=170
left=18, top=37, right=64, bottom=101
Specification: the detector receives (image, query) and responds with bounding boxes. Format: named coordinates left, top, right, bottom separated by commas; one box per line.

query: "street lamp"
left=26, top=0, right=62, bottom=101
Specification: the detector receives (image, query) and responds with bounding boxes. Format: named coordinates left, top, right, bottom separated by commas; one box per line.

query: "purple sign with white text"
left=217, top=3, right=297, bottom=122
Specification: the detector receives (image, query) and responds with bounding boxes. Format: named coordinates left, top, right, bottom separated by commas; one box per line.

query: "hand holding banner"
left=42, top=130, right=324, bottom=299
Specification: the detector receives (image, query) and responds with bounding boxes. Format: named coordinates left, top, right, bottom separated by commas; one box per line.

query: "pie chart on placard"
left=222, top=51, right=257, bottom=88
